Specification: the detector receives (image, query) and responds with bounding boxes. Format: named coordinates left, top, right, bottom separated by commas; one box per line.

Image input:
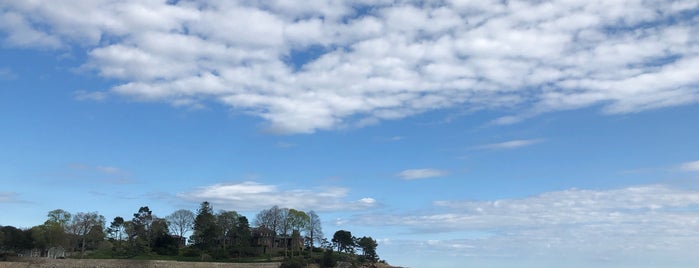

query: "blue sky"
left=1, top=1, right=699, bottom=267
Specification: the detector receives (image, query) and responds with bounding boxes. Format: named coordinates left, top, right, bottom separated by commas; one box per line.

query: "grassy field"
left=0, top=258, right=281, bottom=268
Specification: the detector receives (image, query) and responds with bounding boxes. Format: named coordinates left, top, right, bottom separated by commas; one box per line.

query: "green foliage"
left=332, top=230, right=354, bottom=253
left=321, top=249, right=338, bottom=268
left=0, top=205, right=385, bottom=266
left=356, top=236, right=378, bottom=262
left=107, top=216, right=125, bottom=241
left=280, top=256, right=307, bottom=268
left=179, top=247, right=202, bottom=257
left=192, top=202, right=218, bottom=251
left=0, top=226, right=33, bottom=252
left=47, top=209, right=71, bottom=226
left=151, top=232, right=179, bottom=256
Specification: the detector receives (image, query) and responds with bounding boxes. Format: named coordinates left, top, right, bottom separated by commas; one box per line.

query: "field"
left=0, top=259, right=280, bottom=268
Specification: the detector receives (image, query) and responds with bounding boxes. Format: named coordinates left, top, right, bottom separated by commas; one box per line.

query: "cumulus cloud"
left=1, top=1, right=698, bottom=133
left=355, top=184, right=699, bottom=260
left=179, top=181, right=377, bottom=212
left=475, top=138, right=545, bottom=150
left=397, top=168, right=450, bottom=180
left=679, top=160, right=699, bottom=171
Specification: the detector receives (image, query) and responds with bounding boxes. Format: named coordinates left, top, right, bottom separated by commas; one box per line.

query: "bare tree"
left=254, top=205, right=286, bottom=235
left=305, top=210, right=323, bottom=248
left=68, top=212, right=105, bottom=258
left=166, top=209, right=195, bottom=240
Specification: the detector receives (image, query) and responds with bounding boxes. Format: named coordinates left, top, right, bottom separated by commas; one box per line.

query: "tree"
left=107, top=216, right=125, bottom=241
left=33, top=209, right=71, bottom=251
left=125, top=206, right=155, bottom=255
left=217, top=210, right=240, bottom=251
left=192, top=201, right=218, bottom=250
left=285, top=209, right=309, bottom=256
left=232, top=216, right=252, bottom=256
left=47, top=209, right=71, bottom=226
left=332, top=230, right=354, bottom=253
left=68, top=212, right=105, bottom=258
left=0, top=226, right=33, bottom=253
left=356, top=236, right=378, bottom=262
left=305, top=210, right=323, bottom=248
left=166, top=209, right=195, bottom=243
left=287, top=209, right=309, bottom=234
left=254, top=205, right=287, bottom=236
left=132, top=206, right=153, bottom=241
left=255, top=205, right=291, bottom=250
left=150, top=218, right=178, bottom=255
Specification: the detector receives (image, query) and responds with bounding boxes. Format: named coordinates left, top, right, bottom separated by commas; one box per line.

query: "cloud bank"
left=357, top=184, right=699, bottom=260
left=1, top=1, right=698, bottom=133
left=179, top=181, right=376, bottom=212
left=679, top=160, right=699, bottom=171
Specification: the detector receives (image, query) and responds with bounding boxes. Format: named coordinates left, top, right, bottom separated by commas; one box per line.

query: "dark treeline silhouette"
left=0, top=202, right=381, bottom=267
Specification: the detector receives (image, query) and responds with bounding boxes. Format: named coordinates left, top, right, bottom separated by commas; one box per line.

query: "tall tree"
left=68, top=212, right=105, bottom=258
left=47, top=209, right=71, bottom=227
left=217, top=210, right=239, bottom=251
left=356, top=236, right=378, bottom=262
left=234, top=216, right=251, bottom=250
left=107, top=216, right=125, bottom=241
left=254, top=205, right=287, bottom=236
left=33, top=209, right=71, bottom=250
left=305, top=210, right=323, bottom=248
left=132, top=206, right=153, bottom=241
left=126, top=206, right=155, bottom=255
left=332, top=230, right=354, bottom=253
left=192, top=201, right=218, bottom=250
left=166, top=209, right=195, bottom=242
left=287, top=209, right=309, bottom=234
left=286, top=209, right=309, bottom=255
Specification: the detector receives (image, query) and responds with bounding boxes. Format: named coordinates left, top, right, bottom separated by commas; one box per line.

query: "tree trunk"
left=80, top=236, right=86, bottom=258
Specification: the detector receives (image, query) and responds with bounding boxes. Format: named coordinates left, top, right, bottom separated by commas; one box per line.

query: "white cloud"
left=73, top=90, right=108, bottom=101
left=275, top=141, right=296, bottom=148
left=475, top=139, right=544, bottom=150
left=679, top=160, right=699, bottom=172
left=355, top=184, right=699, bottom=261
left=0, top=192, right=24, bottom=203
left=397, top=168, right=450, bottom=180
left=64, top=163, right=133, bottom=184
left=0, top=67, right=17, bottom=80
left=179, top=181, right=377, bottom=212
left=1, top=1, right=698, bottom=133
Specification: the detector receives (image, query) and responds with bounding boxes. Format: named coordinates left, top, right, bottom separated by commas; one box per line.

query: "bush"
left=179, top=247, right=201, bottom=258
left=321, top=249, right=337, bottom=268
left=280, top=256, right=307, bottom=268
left=210, top=248, right=229, bottom=260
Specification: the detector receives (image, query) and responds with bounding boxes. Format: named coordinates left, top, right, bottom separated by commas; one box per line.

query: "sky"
left=1, top=0, right=699, bottom=267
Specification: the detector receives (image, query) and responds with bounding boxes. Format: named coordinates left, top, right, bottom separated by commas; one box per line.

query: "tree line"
left=0, top=202, right=379, bottom=266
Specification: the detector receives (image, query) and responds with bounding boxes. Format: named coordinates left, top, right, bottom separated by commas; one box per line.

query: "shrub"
left=180, top=247, right=201, bottom=257
left=321, top=249, right=337, bottom=268
left=280, top=256, right=307, bottom=268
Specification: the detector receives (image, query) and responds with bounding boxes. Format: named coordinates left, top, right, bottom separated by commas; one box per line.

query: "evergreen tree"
left=192, top=201, right=218, bottom=251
